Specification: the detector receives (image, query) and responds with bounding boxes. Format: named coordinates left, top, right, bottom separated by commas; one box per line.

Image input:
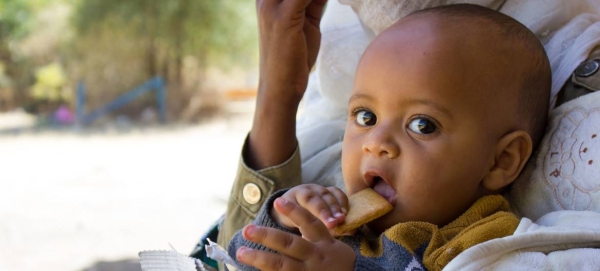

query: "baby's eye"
left=408, top=117, right=438, bottom=135
left=355, top=110, right=377, bottom=126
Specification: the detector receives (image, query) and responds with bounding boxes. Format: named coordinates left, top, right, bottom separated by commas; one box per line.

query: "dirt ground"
left=0, top=115, right=252, bottom=271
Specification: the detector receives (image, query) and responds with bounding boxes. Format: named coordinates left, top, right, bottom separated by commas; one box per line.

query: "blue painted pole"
left=76, top=80, right=86, bottom=124
left=82, top=79, right=157, bottom=125
left=154, top=77, right=167, bottom=123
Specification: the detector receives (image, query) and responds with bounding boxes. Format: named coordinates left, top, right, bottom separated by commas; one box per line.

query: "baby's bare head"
left=413, top=4, right=550, bottom=148
left=362, top=4, right=551, bottom=150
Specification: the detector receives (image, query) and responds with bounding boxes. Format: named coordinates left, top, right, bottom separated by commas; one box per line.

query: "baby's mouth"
left=372, top=177, right=397, bottom=204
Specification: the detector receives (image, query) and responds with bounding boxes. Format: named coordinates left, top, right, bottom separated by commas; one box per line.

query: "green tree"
left=0, top=0, right=67, bottom=110
left=71, top=0, right=258, bottom=117
left=0, top=0, right=32, bottom=109
left=0, top=0, right=33, bottom=48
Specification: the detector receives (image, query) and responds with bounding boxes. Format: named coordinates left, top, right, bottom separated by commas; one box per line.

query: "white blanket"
left=443, top=210, right=600, bottom=271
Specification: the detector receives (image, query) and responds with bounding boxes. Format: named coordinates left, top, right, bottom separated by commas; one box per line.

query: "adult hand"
left=257, top=0, right=328, bottom=103
left=248, top=0, right=328, bottom=170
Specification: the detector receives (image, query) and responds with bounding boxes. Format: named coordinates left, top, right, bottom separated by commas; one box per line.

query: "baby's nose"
left=362, top=129, right=400, bottom=159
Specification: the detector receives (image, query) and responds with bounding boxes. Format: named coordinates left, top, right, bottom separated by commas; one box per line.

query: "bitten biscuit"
left=333, top=188, right=393, bottom=235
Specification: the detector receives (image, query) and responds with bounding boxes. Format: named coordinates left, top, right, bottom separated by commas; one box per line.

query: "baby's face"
left=341, top=15, right=507, bottom=232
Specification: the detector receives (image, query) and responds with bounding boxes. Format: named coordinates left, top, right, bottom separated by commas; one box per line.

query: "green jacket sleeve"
left=216, top=136, right=302, bottom=250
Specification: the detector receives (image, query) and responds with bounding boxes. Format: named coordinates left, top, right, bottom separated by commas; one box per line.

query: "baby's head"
left=341, top=4, right=550, bottom=233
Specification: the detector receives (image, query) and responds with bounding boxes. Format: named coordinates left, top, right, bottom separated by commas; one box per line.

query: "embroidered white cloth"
left=508, top=90, right=600, bottom=219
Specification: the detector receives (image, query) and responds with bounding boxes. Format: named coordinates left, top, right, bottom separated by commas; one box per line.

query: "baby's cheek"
left=341, top=149, right=361, bottom=189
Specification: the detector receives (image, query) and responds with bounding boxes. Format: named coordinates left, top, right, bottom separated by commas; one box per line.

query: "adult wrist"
left=257, top=79, right=305, bottom=107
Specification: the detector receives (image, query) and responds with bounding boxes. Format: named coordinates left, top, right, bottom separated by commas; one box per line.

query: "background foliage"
left=0, top=0, right=258, bottom=121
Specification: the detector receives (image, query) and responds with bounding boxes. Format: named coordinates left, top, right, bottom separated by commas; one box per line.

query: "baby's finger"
left=274, top=197, right=332, bottom=243
left=295, top=186, right=337, bottom=227
left=327, top=186, right=349, bottom=216
left=237, top=246, right=303, bottom=271
left=242, top=224, right=312, bottom=261
left=318, top=190, right=345, bottom=227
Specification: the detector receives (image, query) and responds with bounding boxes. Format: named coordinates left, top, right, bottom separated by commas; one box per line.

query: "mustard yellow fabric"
left=357, top=195, right=519, bottom=271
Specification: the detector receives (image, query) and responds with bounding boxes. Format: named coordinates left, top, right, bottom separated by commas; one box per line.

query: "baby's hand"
left=237, top=198, right=356, bottom=271
left=272, top=184, right=349, bottom=234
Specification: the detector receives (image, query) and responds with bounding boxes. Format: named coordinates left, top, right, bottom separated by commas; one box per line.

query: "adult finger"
left=305, top=0, right=328, bottom=26
left=256, top=0, right=279, bottom=13
left=237, top=246, right=303, bottom=271
left=281, top=0, right=312, bottom=14
left=274, top=197, right=332, bottom=243
left=242, top=224, right=313, bottom=261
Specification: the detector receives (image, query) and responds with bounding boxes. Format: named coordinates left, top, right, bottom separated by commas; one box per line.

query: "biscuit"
left=333, top=188, right=393, bottom=235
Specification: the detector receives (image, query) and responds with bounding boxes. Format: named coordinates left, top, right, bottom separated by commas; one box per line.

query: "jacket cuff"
left=233, top=135, right=302, bottom=218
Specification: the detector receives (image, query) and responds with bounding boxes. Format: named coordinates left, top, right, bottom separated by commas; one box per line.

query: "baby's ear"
left=482, top=131, right=533, bottom=192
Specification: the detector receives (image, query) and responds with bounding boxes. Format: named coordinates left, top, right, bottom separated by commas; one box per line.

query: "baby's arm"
left=229, top=187, right=356, bottom=271
left=227, top=186, right=397, bottom=271
left=247, top=0, right=327, bottom=169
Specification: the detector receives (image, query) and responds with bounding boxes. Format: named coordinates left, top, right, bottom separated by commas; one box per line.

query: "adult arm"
left=246, top=0, right=327, bottom=169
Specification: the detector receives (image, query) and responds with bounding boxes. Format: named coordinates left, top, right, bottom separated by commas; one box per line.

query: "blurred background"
left=0, top=0, right=260, bottom=270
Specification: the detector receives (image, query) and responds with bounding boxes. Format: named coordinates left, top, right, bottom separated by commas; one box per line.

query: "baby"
left=223, top=3, right=550, bottom=271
